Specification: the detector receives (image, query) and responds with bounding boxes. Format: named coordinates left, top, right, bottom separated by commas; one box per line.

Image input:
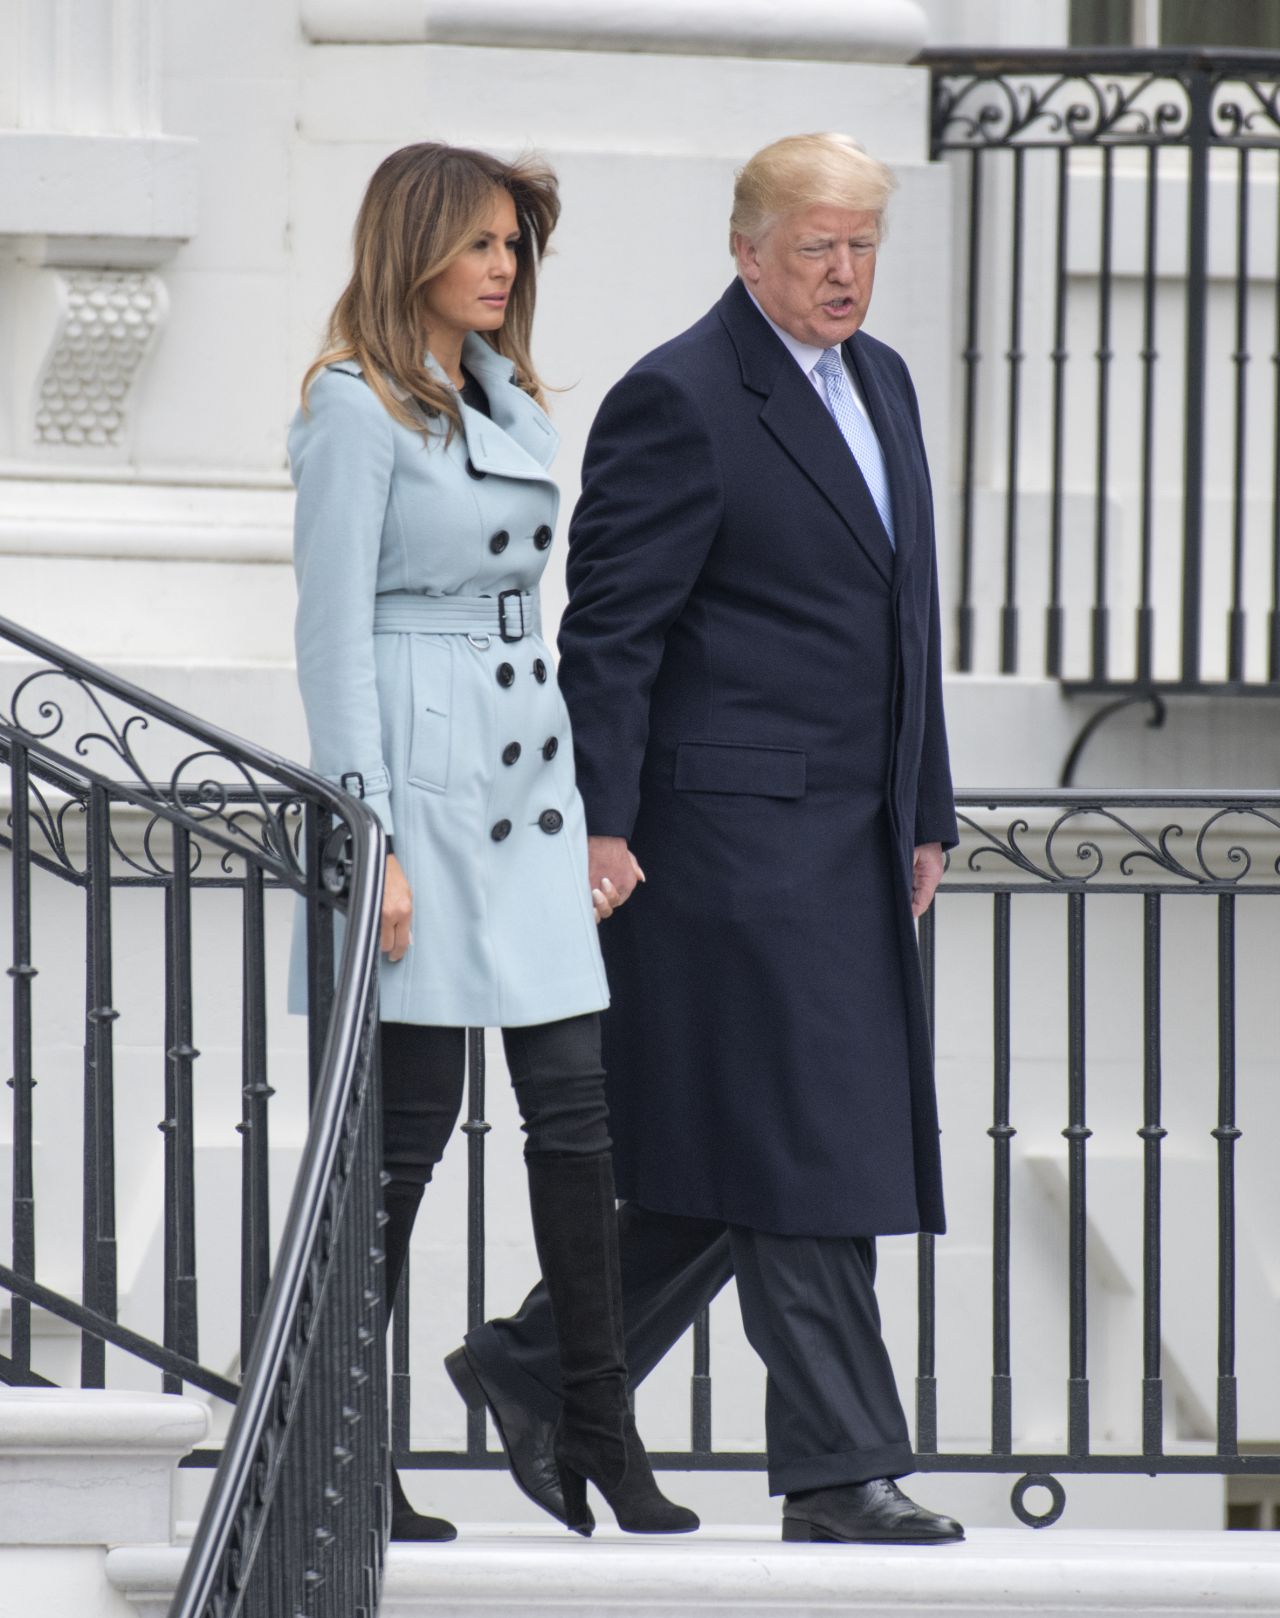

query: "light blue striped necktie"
left=813, top=347, right=895, bottom=549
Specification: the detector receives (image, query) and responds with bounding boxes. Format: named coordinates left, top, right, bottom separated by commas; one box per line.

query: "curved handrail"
left=167, top=794, right=385, bottom=1618
left=0, top=615, right=389, bottom=1616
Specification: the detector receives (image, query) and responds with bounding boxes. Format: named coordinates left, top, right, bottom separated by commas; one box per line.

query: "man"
left=447, top=132, right=962, bottom=1545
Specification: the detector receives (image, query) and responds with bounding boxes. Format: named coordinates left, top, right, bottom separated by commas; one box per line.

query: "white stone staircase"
left=0, top=1387, right=207, bottom=1618
left=105, top=1524, right=1280, bottom=1618
left=4, top=1390, right=1279, bottom=1617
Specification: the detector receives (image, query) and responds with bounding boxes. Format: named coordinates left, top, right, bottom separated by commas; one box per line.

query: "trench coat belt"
left=372, top=589, right=542, bottom=642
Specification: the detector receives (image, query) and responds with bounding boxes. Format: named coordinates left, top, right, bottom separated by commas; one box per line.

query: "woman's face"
left=421, top=188, right=520, bottom=348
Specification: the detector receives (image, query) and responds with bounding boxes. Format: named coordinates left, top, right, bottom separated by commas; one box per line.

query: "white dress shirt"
left=745, top=289, right=877, bottom=425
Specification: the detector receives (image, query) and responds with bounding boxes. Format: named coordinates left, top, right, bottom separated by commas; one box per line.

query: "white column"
left=0, top=0, right=196, bottom=461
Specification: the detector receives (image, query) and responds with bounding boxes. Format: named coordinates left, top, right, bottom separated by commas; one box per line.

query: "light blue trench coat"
left=286, top=334, right=609, bottom=1028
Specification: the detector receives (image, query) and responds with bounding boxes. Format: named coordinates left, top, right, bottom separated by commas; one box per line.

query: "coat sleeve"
left=558, top=366, right=723, bottom=840
left=290, top=369, right=397, bottom=834
left=897, top=354, right=958, bottom=851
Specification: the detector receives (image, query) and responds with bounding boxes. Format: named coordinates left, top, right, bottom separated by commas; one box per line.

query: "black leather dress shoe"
left=444, top=1344, right=568, bottom=1525
left=781, top=1478, right=964, bottom=1544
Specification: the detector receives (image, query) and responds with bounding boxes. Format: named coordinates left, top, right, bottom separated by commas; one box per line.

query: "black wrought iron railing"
left=0, top=615, right=386, bottom=1615
left=922, top=47, right=1280, bottom=693
left=388, top=791, right=1280, bottom=1528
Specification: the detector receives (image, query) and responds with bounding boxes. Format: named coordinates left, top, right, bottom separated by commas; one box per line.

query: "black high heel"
left=555, top=1412, right=698, bottom=1538
left=556, top=1457, right=595, bottom=1537
left=525, top=1152, right=699, bottom=1538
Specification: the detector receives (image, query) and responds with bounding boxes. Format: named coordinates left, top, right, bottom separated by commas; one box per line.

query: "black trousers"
left=466, top=1202, right=913, bottom=1496
left=379, top=1012, right=612, bottom=1257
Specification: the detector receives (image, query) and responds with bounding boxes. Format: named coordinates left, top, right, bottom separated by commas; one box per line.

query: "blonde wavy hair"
left=730, top=132, right=896, bottom=251
left=302, top=142, right=560, bottom=438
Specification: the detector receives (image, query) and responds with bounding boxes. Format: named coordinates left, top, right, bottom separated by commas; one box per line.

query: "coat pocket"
left=407, top=636, right=452, bottom=793
left=673, top=741, right=807, bottom=799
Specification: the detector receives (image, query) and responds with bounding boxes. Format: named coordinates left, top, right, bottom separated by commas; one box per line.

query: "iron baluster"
left=1137, top=144, right=1160, bottom=685
left=990, top=891, right=1014, bottom=1454
left=81, top=782, right=118, bottom=1388
left=306, top=801, right=336, bottom=1108
left=1065, top=891, right=1090, bottom=1457
left=1215, top=892, right=1240, bottom=1456
left=163, top=821, right=199, bottom=1389
left=957, top=148, right=984, bottom=673
left=1229, top=145, right=1251, bottom=683
left=1047, top=146, right=1070, bottom=679
left=691, top=1306, right=713, bottom=1453
left=1181, top=62, right=1211, bottom=685
left=915, top=901, right=938, bottom=1453
left=1139, top=892, right=1165, bottom=1456
left=1001, top=145, right=1026, bottom=674
left=239, top=858, right=273, bottom=1368
left=1091, top=145, right=1115, bottom=683
left=7, top=741, right=35, bottom=1376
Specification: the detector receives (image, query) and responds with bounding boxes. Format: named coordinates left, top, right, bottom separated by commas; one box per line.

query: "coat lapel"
left=457, top=333, right=560, bottom=480
left=845, top=333, right=918, bottom=575
left=718, top=280, right=896, bottom=587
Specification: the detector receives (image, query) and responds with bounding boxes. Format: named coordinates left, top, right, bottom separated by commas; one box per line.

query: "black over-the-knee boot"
left=381, top=1185, right=458, bottom=1542
left=381, top=1018, right=468, bottom=1545
left=525, top=1152, right=699, bottom=1537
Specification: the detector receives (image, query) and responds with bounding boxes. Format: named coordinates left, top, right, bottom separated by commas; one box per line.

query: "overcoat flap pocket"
left=673, top=741, right=806, bottom=799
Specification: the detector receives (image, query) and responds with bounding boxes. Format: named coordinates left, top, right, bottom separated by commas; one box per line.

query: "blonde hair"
left=729, top=133, right=896, bottom=252
left=302, top=142, right=560, bottom=438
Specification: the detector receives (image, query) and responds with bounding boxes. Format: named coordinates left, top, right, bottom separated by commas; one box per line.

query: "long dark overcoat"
left=557, top=279, right=957, bottom=1237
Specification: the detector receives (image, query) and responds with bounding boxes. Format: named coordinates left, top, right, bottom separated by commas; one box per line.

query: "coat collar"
left=715, top=279, right=912, bottom=585
left=331, top=339, right=558, bottom=483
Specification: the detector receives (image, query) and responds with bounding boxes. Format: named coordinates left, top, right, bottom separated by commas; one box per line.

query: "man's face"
left=736, top=204, right=879, bottom=349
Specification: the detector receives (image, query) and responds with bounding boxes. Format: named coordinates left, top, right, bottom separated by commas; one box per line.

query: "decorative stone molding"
left=301, top=0, right=928, bottom=63
left=0, top=0, right=198, bottom=463
left=0, top=1388, right=209, bottom=1546
left=33, top=267, right=165, bottom=451
left=0, top=237, right=178, bottom=462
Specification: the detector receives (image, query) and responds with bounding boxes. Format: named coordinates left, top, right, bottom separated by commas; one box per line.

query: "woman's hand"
left=382, top=853, right=413, bottom=960
left=590, top=836, right=646, bottom=923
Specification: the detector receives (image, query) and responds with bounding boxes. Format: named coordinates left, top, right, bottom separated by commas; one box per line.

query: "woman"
left=288, top=143, right=696, bottom=1543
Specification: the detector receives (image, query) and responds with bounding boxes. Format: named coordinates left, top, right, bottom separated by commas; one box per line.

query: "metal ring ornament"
left=1010, top=1472, right=1066, bottom=1528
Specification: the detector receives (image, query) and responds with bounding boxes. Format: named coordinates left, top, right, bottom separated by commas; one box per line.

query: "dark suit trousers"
left=465, top=1201, right=913, bottom=1495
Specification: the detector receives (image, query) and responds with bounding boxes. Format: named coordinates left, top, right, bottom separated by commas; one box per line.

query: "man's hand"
left=589, top=834, right=646, bottom=923
left=911, top=842, right=945, bottom=919
left=382, top=852, right=413, bottom=960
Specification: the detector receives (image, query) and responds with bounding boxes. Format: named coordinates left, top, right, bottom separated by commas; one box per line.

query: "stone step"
left=106, top=1525, right=1280, bottom=1618
left=0, top=1389, right=210, bottom=1618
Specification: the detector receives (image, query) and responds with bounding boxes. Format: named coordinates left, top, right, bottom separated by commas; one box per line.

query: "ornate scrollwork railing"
left=921, top=47, right=1280, bottom=708
left=383, top=790, right=1280, bottom=1532
left=0, top=613, right=387, bottom=1616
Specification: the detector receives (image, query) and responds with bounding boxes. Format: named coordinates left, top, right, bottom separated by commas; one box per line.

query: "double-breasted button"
left=489, top=529, right=510, bottom=554
left=538, top=809, right=564, bottom=835
left=542, top=737, right=558, bottom=761
left=466, top=458, right=487, bottom=481
left=497, top=662, right=515, bottom=688
left=491, top=819, right=512, bottom=842
left=533, top=659, right=548, bottom=684
left=533, top=524, right=553, bottom=551
left=502, top=742, right=522, bottom=766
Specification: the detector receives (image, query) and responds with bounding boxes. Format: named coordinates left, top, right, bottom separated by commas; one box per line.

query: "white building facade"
left=3, top=6, right=1280, bottom=1604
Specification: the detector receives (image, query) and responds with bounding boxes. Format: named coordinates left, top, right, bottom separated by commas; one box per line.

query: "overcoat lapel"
left=718, top=281, right=894, bottom=587
left=845, top=332, right=918, bottom=575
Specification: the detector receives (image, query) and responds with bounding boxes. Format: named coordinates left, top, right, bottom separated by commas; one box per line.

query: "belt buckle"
left=498, top=589, right=526, bottom=643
